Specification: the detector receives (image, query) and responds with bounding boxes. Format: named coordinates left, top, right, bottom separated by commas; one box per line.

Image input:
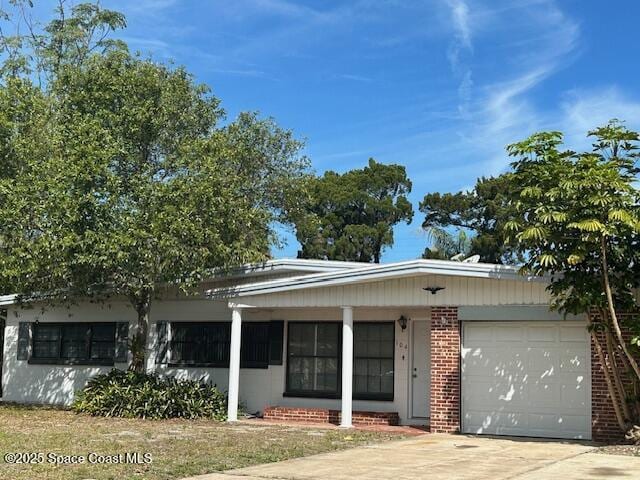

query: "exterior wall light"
left=397, top=315, right=408, bottom=331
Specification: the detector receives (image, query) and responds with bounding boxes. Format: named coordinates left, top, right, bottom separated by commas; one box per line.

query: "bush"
left=72, top=369, right=227, bottom=420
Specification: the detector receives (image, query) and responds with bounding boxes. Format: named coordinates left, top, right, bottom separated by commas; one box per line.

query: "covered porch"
left=225, top=305, right=440, bottom=428
left=213, top=259, right=551, bottom=431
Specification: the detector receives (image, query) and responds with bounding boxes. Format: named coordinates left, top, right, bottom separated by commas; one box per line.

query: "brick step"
left=263, top=406, right=400, bottom=426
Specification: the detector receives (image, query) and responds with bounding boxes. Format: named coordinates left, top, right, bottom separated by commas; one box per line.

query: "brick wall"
left=591, top=315, right=637, bottom=443
left=263, top=406, right=400, bottom=426
left=429, top=306, right=460, bottom=433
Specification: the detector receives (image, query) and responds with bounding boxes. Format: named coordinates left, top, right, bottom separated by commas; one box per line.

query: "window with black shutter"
left=170, top=322, right=231, bottom=366
left=169, top=322, right=271, bottom=368
left=30, top=323, right=116, bottom=365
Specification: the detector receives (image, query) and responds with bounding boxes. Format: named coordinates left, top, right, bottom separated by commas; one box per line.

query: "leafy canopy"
left=295, top=158, right=413, bottom=263
left=419, top=174, right=522, bottom=264
left=0, top=2, right=309, bottom=370
left=505, top=122, right=640, bottom=317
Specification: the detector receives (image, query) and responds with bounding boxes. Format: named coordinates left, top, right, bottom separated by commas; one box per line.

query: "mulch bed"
left=596, top=444, right=640, bottom=456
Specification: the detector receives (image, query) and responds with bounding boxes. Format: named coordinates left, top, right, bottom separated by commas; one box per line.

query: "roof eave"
left=208, top=260, right=545, bottom=299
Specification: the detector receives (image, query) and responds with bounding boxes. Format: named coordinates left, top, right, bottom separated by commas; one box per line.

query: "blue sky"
left=35, top=1, right=640, bottom=261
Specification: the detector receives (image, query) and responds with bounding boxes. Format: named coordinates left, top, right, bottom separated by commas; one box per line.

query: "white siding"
left=2, top=302, right=135, bottom=405
left=2, top=300, right=423, bottom=423
left=238, top=274, right=551, bottom=308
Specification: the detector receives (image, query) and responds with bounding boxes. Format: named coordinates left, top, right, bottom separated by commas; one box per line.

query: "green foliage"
left=0, top=1, right=127, bottom=79
left=0, top=2, right=309, bottom=369
left=421, top=228, right=471, bottom=260
left=72, top=369, right=227, bottom=420
left=506, top=120, right=640, bottom=316
left=295, top=158, right=413, bottom=263
left=419, top=175, right=522, bottom=264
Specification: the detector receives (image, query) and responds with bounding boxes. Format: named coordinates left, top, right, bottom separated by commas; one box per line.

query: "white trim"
left=340, top=306, right=354, bottom=428
left=208, top=259, right=545, bottom=299
left=217, top=258, right=366, bottom=279
left=0, top=259, right=364, bottom=306
left=227, top=307, right=243, bottom=422
left=0, top=295, right=18, bottom=306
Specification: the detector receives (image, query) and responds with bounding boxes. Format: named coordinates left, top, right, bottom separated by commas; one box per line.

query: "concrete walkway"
left=182, top=434, right=640, bottom=480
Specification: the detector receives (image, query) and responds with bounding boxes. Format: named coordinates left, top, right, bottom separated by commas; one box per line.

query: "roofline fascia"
left=208, top=260, right=547, bottom=298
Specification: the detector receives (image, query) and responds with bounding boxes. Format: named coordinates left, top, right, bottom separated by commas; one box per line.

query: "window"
left=169, top=322, right=272, bottom=368
left=31, top=323, right=116, bottom=365
left=170, top=323, right=230, bottom=366
left=285, top=321, right=394, bottom=401
left=286, top=322, right=341, bottom=397
left=354, top=323, right=394, bottom=400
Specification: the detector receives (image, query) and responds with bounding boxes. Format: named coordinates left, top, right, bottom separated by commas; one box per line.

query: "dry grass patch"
left=0, top=404, right=403, bottom=480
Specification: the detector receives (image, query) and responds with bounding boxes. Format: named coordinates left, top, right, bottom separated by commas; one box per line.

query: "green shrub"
left=72, top=369, right=227, bottom=420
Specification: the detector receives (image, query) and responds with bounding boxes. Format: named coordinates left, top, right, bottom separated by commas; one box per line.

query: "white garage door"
left=461, top=321, right=591, bottom=440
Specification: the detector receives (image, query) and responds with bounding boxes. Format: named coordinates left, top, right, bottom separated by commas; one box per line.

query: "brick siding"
left=429, top=306, right=461, bottom=433
left=263, top=406, right=400, bottom=426
left=591, top=313, right=637, bottom=442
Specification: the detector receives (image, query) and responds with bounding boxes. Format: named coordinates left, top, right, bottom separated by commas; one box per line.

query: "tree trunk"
left=588, top=313, right=628, bottom=432
left=603, top=317, right=632, bottom=422
left=600, top=237, right=640, bottom=382
left=129, top=289, right=151, bottom=373
left=617, top=345, right=640, bottom=419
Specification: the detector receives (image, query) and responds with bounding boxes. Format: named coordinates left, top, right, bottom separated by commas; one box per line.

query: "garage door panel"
left=463, top=347, right=526, bottom=376
left=526, top=382, right=561, bottom=406
left=464, top=410, right=590, bottom=438
left=556, top=413, right=591, bottom=433
left=526, top=348, right=557, bottom=375
left=559, top=349, right=588, bottom=372
left=527, top=326, right=556, bottom=342
left=560, top=326, right=587, bottom=342
left=462, top=321, right=591, bottom=440
left=463, top=410, right=527, bottom=434
left=495, top=326, right=525, bottom=342
left=464, top=324, right=494, bottom=344
left=561, top=382, right=588, bottom=407
left=463, top=380, right=528, bottom=407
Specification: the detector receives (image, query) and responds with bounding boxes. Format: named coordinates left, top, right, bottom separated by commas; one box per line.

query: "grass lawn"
left=0, top=404, right=404, bottom=480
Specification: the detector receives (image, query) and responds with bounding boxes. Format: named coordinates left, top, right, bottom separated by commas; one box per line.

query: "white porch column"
left=227, top=306, right=242, bottom=422
left=340, top=306, right=354, bottom=428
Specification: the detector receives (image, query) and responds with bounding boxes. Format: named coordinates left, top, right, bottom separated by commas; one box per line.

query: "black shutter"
left=17, top=322, right=32, bottom=361
left=268, top=320, right=284, bottom=365
left=155, top=321, right=169, bottom=364
left=114, top=322, right=129, bottom=363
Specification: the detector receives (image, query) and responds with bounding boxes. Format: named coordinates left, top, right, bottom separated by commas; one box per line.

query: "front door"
left=411, top=320, right=430, bottom=418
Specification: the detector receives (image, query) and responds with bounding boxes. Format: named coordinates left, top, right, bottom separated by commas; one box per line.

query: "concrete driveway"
left=185, top=434, right=639, bottom=480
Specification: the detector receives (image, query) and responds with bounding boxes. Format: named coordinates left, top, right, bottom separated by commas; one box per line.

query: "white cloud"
left=560, top=87, right=640, bottom=150
left=453, top=1, right=582, bottom=176
left=443, top=0, right=474, bottom=118
left=448, top=0, right=472, bottom=50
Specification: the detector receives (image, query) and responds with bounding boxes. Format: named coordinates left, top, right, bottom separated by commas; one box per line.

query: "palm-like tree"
left=421, top=227, right=471, bottom=260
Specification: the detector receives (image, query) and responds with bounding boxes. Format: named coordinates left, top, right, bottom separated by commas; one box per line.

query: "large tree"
left=0, top=2, right=309, bottom=371
left=420, top=174, right=522, bottom=264
left=505, top=121, right=640, bottom=442
left=295, top=158, right=413, bottom=263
